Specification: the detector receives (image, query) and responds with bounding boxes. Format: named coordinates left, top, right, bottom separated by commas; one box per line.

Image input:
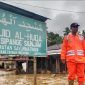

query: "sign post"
left=34, top=57, right=37, bottom=85
left=0, top=8, right=47, bottom=85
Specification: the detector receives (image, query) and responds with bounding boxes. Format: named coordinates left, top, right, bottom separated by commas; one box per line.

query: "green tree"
left=82, top=30, right=85, bottom=38
left=47, top=32, right=62, bottom=46
left=63, top=27, right=70, bottom=36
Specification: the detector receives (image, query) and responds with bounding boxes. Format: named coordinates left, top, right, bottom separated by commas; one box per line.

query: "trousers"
left=67, top=61, right=84, bottom=83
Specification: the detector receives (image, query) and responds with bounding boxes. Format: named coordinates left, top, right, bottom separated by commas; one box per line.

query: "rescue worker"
left=61, top=23, right=85, bottom=85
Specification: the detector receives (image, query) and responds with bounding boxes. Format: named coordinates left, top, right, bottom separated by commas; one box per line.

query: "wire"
left=1, top=0, right=85, bottom=14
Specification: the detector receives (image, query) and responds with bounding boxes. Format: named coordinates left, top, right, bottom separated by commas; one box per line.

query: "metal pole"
left=34, top=57, right=37, bottom=85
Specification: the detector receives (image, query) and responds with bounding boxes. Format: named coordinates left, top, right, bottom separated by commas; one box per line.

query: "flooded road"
left=0, top=70, right=78, bottom=85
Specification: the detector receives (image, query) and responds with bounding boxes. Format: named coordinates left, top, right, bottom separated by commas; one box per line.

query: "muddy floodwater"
left=0, top=70, right=78, bottom=85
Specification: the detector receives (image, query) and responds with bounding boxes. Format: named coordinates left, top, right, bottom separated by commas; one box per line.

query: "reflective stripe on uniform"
left=67, top=50, right=84, bottom=56
left=77, top=50, right=84, bottom=55
left=67, top=50, right=75, bottom=56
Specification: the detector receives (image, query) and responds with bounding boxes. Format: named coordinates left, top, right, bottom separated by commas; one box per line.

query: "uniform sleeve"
left=83, top=38, right=85, bottom=56
left=61, top=36, right=68, bottom=60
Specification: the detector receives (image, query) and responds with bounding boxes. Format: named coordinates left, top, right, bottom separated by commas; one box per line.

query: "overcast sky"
left=1, top=0, right=85, bottom=36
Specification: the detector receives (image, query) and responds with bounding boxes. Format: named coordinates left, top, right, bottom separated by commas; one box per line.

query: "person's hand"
left=61, top=59, right=66, bottom=64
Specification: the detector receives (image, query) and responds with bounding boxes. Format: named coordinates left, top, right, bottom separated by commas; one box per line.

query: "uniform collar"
left=69, top=32, right=79, bottom=37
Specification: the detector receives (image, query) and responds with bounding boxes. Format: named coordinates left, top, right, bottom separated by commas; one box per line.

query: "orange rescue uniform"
left=61, top=33, right=85, bottom=84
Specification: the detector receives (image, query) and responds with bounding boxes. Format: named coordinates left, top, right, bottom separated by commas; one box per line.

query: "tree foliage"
left=63, top=27, right=70, bottom=36
left=47, top=27, right=71, bottom=46
left=47, top=32, right=62, bottom=46
left=82, top=30, right=85, bottom=38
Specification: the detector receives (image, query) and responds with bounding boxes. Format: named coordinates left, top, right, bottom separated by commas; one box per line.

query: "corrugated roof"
left=0, top=2, right=48, bottom=22
left=47, top=44, right=61, bottom=51
left=47, top=49, right=61, bottom=55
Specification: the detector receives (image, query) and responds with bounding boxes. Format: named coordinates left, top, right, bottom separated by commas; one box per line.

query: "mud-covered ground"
left=0, top=70, right=79, bottom=85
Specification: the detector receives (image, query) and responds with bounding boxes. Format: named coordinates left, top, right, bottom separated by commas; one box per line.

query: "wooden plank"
left=0, top=58, right=33, bottom=61
left=34, top=57, right=37, bottom=85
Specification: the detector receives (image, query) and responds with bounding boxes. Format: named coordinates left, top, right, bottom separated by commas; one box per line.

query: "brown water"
left=0, top=71, right=78, bottom=85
